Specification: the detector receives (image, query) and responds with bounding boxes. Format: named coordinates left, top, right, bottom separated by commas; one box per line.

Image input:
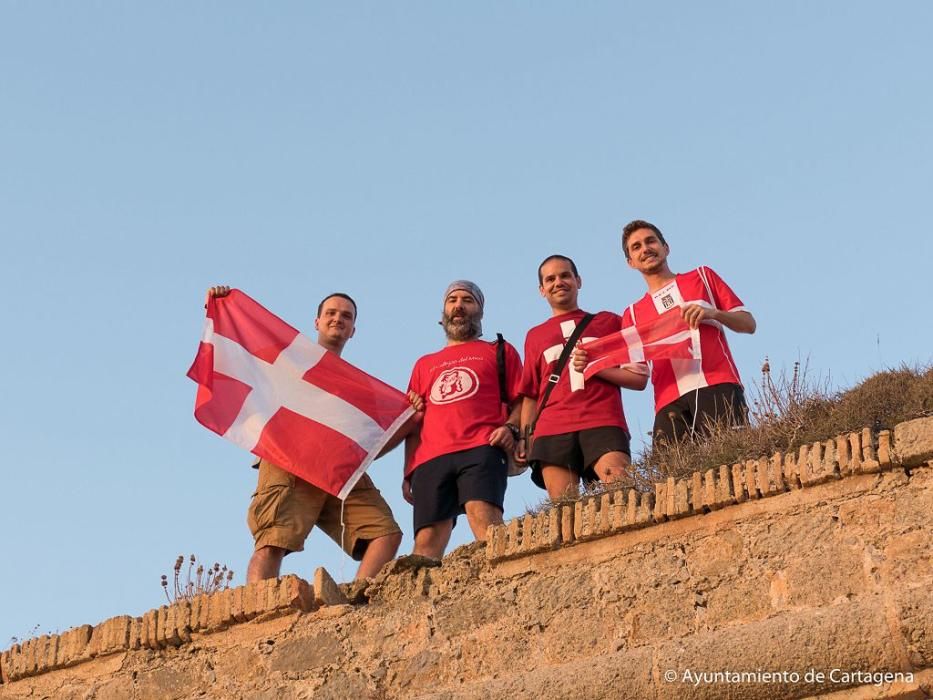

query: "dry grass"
left=638, top=360, right=933, bottom=483
left=161, top=554, right=234, bottom=604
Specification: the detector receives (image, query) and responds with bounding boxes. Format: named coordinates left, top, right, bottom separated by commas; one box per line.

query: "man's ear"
left=539, top=285, right=547, bottom=299
left=349, top=326, right=356, bottom=339
left=313, top=317, right=321, bottom=332
left=577, top=276, right=583, bottom=290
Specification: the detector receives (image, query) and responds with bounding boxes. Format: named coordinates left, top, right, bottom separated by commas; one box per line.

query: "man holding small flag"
left=575, top=220, right=756, bottom=445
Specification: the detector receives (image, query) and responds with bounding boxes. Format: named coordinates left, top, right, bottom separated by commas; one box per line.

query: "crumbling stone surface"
left=1, top=422, right=930, bottom=699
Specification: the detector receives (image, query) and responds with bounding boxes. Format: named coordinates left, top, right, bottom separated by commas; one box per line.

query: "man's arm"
left=376, top=391, right=424, bottom=458
left=591, top=365, right=649, bottom=390
left=682, top=306, right=756, bottom=333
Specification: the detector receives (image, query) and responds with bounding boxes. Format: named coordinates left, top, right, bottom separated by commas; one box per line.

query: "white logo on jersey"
left=543, top=319, right=598, bottom=393
left=651, top=280, right=684, bottom=314
left=429, top=367, right=480, bottom=404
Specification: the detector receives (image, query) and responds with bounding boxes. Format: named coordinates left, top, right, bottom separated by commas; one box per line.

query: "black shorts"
left=529, top=426, right=631, bottom=491
left=653, top=382, right=748, bottom=447
left=409, top=445, right=508, bottom=533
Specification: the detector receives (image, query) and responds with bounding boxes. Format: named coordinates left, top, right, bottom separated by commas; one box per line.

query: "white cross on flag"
left=187, top=290, right=414, bottom=499
left=579, top=308, right=701, bottom=380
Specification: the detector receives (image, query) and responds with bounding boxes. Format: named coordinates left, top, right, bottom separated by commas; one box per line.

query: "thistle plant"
left=161, top=554, right=234, bottom=604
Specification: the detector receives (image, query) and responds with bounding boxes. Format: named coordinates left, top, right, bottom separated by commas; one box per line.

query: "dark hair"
left=621, top=220, right=667, bottom=260
left=537, top=254, right=580, bottom=285
left=316, top=292, right=358, bottom=320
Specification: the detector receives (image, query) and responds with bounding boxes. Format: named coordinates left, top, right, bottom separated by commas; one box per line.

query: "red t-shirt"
left=623, top=266, right=747, bottom=413
left=407, top=338, right=522, bottom=475
left=519, top=310, right=628, bottom=437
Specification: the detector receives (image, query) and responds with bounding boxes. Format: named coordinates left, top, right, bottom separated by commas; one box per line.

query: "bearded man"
left=403, top=281, right=523, bottom=559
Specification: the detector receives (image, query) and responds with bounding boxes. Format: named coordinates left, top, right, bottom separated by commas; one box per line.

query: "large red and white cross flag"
left=186, top=290, right=414, bottom=500
left=579, top=308, right=701, bottom=380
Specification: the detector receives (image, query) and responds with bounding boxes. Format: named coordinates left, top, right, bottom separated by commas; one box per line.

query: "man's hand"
left=407, top=390, right=425, bottom=413
left=488, top=425, right=515, bottom=452
left=402, top=478, right=414, bottom=505
left=572, top=345, right=589, bottom=373
left=205, top=285, right=231, bottom=307
left=681, top=303, right=716, bottom=330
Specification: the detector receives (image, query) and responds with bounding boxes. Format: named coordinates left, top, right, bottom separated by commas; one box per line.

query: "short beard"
left=441, top=312, right=482, bottom=341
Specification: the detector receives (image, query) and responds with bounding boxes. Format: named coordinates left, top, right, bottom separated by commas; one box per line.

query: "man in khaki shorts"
left=206, top=287, right=404, bottom=582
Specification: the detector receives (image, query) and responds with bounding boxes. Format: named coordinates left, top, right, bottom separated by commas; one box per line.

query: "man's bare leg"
left=246, top=545, right=286, bottom=583
left=413, top=520, right=454, bottom=559
left=591, top=451, right=634, bottom=486
left=463, top=500, right=503, bottom=542
left=540, top=464, right=580, bottom=501
left=355, top=531, right=402, bottom=580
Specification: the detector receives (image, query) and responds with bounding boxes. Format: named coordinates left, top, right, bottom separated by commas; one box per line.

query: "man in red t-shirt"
left=405, top=280, right=523, bottom=559
left=518, top=255, right=647, bottom=499
left=611, top=220, right=757, bottom=445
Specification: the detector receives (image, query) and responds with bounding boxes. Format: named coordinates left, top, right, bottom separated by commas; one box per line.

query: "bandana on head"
left=443, top=280, right=485, bottom=310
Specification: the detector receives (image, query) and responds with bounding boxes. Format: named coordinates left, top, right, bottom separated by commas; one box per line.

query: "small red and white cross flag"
left=187, top=290, right=413, bottom=499
left=579, top=308, right=701, bottom=380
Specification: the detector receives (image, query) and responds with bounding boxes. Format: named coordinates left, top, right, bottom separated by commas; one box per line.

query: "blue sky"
left=1, top=2, right=930, bottom=643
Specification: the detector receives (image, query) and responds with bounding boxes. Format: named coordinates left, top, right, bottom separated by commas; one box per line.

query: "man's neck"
left=446, top=336, right=479, bottom=347
left=643, top=268, right=676, bottom=294
left=550, top=303, right=580, bottom=317
left=318, top=338, right=345, bottom=357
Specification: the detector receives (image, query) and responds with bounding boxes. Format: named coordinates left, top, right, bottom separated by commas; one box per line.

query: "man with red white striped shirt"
left=206, top=287, right=405, bottom=583
left=616, top=221, right=756, bottom=445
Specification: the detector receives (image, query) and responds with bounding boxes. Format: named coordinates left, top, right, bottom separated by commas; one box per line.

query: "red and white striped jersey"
left=623, top=266, right=747, bottom=414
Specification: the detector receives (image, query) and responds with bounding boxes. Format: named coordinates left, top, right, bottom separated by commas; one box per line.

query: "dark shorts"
left=409, top=445, right=508, bottom=533
left=653, top=382, right=748, bottom=447
left=529, top=426, right=631, bottom=490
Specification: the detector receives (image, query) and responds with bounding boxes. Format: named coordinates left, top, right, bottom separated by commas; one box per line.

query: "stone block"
left=878, top=429, right=893, bottom=468
left=175, top=602, right=192, bottom=643
left=546, top=507, right=561, bottom=547
left=636, top=490, right=654, bottom=525
left=731, top=463, right=747, bottom=502
left=672, top=478, right=690, bottom=517
left=206, top=588, right=231, bottom=631
left=485, top=523, right=504, bottom=560
left=744, top=460, right=759, bottom=499
left=0, top=648, right=9, bottom=683
left=560, top=504, right=574, bottom=544
left=6, top=644, right=20, bottom=680
left=666, top=476, right=676, bottom=517
left=783, top=451, right=801, bottom=489
left=277, top=575, right=314, bottom=612
left=313, top=567, right=347, bottom=607
left=598, top=493, right=613, bottom=534
left=716, top=464, right=735, bottom=506
left=894, top=416, right=933, bottom=467
left=859, top=427, right=881, bottom=473
left=691, top=471, right=704, bottom=513
left=61, top=624, right=93, bottom=664
left=127, top=617, right=142, bottom=650
left=22, top=638, right=37, bottom=676
left=847, top=432, right=863, bottom=473
left=90, top=616, right=132, bottom=657
left=229, top=585, right=246, bottom=623
left=574, top=496, right=598, bottom=540
left=157, top=605, right=183, bottom=647
left=140, top=607, right=160, bottom=648
left=835, top=433, right=852, bottom=474
left=702, top=470, right=717, bottom=510
left=505, top=517, right=522, bottom=556
left=769, top=453, right=786, bottom=494
left=623, top=489, right=638, bottom=526
left=803, top=440, right=836, bottom=486
left=522, top=513, right=535, bottom=551
left=44, top=633, right=59, bottom=671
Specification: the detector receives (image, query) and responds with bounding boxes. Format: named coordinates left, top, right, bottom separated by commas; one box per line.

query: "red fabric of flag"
left=186, top=289, right=413, bottom=499
left=580, top=308, right=700, bottom=379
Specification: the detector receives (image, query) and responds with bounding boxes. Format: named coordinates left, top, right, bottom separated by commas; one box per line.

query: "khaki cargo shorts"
left=246, top=460, right=401, bottom=561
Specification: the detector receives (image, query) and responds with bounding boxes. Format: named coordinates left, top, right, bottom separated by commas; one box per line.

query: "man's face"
left=626, top=228, right=670, bottom=274
left=314, top=296, right=356, bottom=347
left=441, top=290, right=482, bottom=341
left=539, top=258, right=581, bottom=311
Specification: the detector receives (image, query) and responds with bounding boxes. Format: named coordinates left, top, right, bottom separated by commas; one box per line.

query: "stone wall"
left=2, top=417, right=932, bottom=699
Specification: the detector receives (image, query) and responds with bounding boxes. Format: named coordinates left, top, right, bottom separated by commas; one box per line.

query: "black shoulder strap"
left=532, top=313, right=594, bottom=431
left=496, top=333, right=508, bottom=404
